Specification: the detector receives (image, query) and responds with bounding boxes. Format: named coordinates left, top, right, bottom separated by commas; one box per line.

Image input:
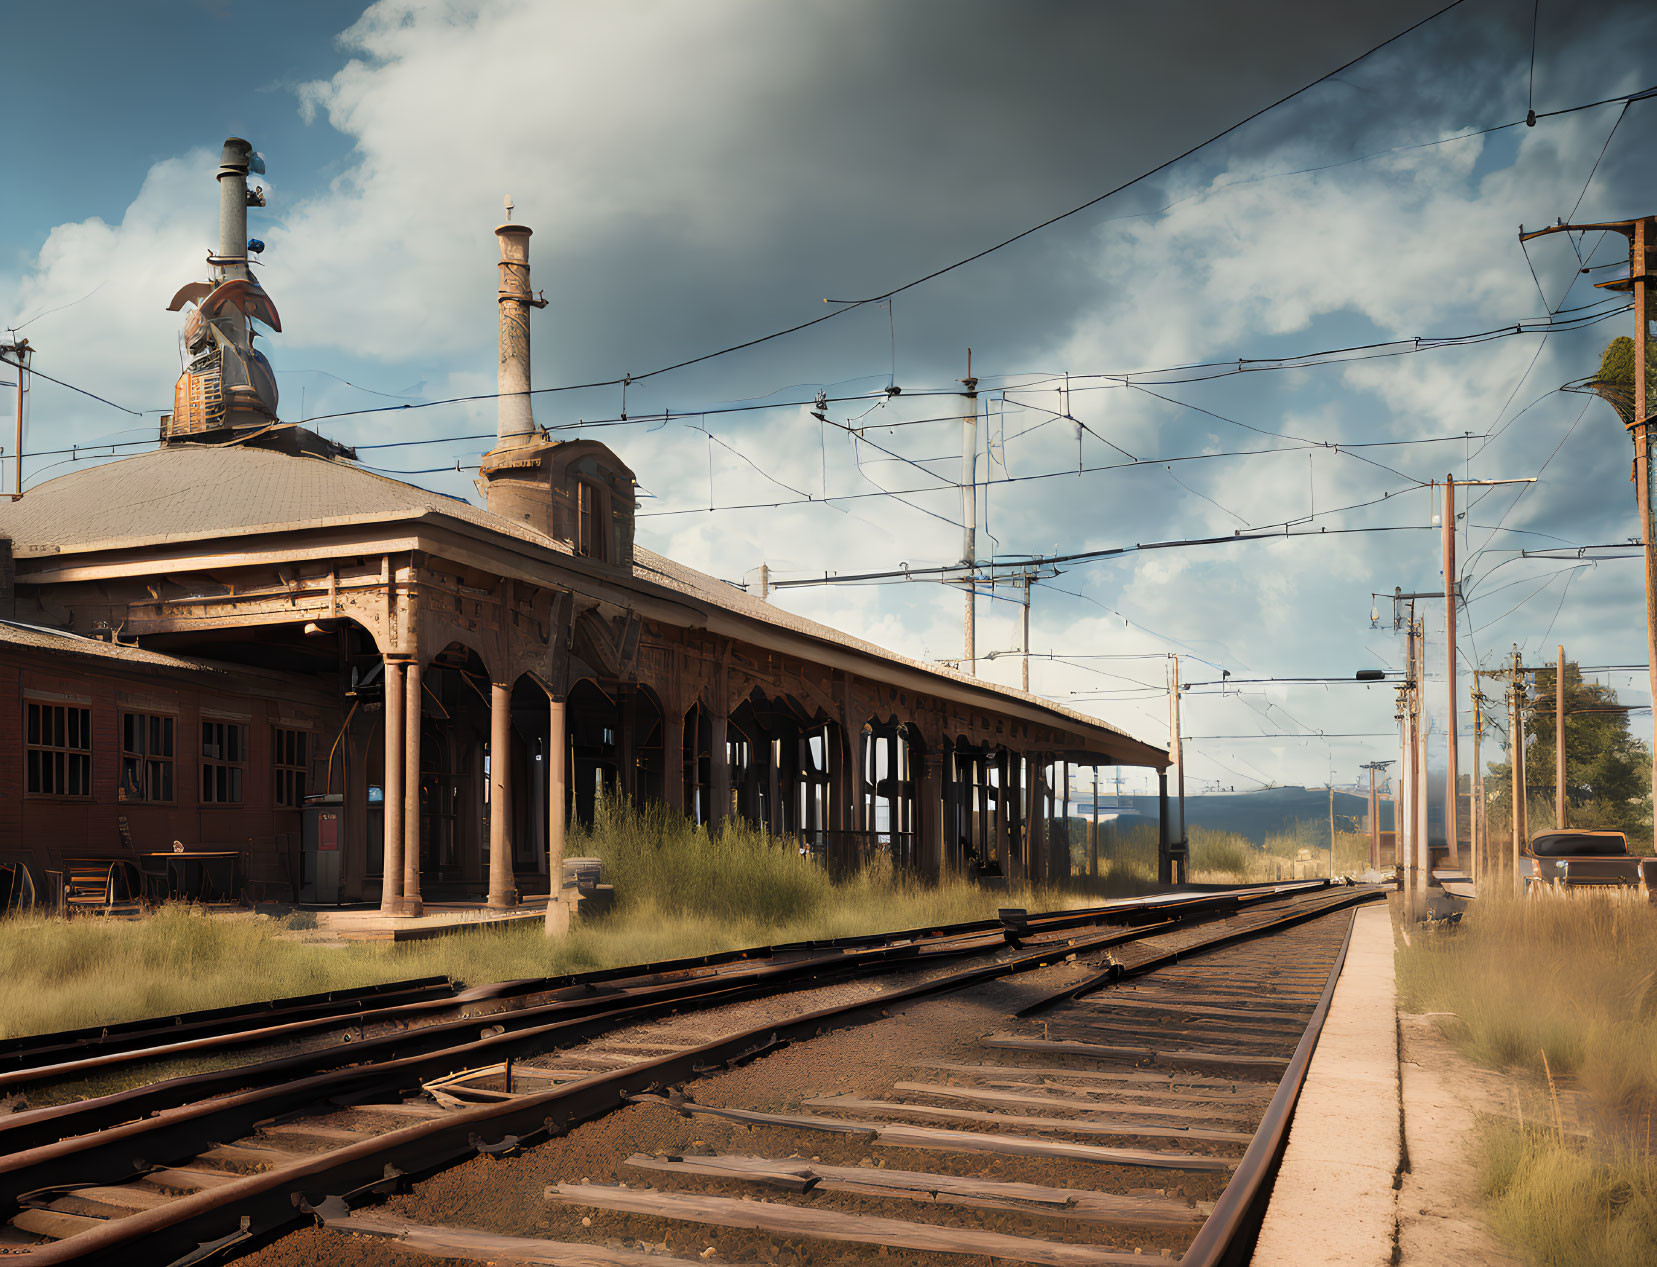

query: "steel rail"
left=1177, top=905, right=1361, bottom=1267
left=0, top=976, right=456, bottom=1070
left=3, top=908, right=1267, bottom=1267
left=2, top=882, right=1354, bottom=1264
left=0, top=927, right=1020, bottom=1161
left=1015, top=884, right=1382, bottom=1014
left=0, top=882, right=1324, bottom=1098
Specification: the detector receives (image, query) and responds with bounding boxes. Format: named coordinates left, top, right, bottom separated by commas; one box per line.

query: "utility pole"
left=1471, top=688, right=1486, bottom=890
left=1443, top=475, right=1460, bottom=866
left=1413, top=617, right=1429, bottom=903
left=1169, top=654, right=1186, bottom=878
left=1555, top=644, right=1566, bottom=831
left=1521, top=215, right=1655, bottom=853
left=1360, top=760, right=1393, bottom=871
left=1368, top=764, right=1379, bottom=869
left=1509, top=645, right=1528, bottom=893
left=1090, top=766, right=1100, bottom=878
left=758, top=562, right=769, bottom=601
left=0, top=338, right=27, bottom=500
left=1020, top=575, right=1032, bottom=692
left=960, top=349, right=978, bottom=676
left=1326, top=783, right=1336, bottom=878
left=1396, top=614, right=1417, bottom=911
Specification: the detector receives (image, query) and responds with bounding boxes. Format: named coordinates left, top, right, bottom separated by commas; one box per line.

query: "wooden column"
left=1022, top=755, right=1040, bottom=885
left=545, top=692, right=570, bottom=935
left=709, top=711, right=730, bottom=833
left=380, top=657, right=405, bottom=915
left=767, top=734, right=782, bottom=834
left=617, top=688, right=636, bottom=802
left=916, top=749, right=944, bottom=881
left=488, top=681, right=516, bottom=909
left=849, top=725, right=867, bottom=839
left=402, top=657, right=423, bottom=917
left=663, top=703, right=686, bottom=816
left=995, top=749, right=1010, bottom=872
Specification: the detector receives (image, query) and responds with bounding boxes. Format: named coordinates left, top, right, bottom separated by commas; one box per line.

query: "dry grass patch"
left=0, top=803, right=1123, bottom=1041
left=1400, top=888, right=1657, bottom=1265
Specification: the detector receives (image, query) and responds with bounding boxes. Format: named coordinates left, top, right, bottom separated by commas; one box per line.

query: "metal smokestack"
left=216, top=139, right=255, bottom=344
left=495, top=199, right=544, bottom=448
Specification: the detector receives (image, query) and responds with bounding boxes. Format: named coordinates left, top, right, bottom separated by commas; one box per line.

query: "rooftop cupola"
left=159, top=138, right=351, bottom=460
left=161, top=138, right=281, bottom=443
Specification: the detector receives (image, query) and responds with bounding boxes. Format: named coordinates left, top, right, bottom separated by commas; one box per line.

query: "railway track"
left=0, top=881, right=1380, bottom=1265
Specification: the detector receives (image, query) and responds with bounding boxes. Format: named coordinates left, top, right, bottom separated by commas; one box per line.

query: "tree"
left=1484, top=660, right=1651, bottom=838
left=1589, top=335, right=1657, bottom=426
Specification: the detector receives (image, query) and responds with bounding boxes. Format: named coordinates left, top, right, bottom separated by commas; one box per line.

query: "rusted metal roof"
left=0, top=445, right=565, bottom=557
left=0, top=446, right=1161, bottom=759
left=0, top=619, right=324, bottom=698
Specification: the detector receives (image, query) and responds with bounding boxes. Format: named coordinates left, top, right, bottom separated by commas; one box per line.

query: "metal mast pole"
left=961, top=350, right=978, bottom=676
left=3, top=340, right=25, bottom=501
left=1443, top=476, right=1460, bottom=865
left=1556, top=644, right=1567, bottom=830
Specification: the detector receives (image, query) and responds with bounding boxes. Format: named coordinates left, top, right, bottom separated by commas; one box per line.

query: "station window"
left=119, top=712, right=175, bottom=802
left=26, top=702, right=92, bottom=797
left=274, top=727, right=308, bottom=807
left=201, top=719, right=247, bottom=804
left=576, top=479, right=607, bottom=561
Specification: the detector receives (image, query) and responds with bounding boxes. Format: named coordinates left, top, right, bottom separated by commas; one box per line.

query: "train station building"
left=0, top=140, right=1170, bottom=919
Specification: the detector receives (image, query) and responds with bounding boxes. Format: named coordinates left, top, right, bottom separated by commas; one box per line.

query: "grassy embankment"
left=3, top=802, right=1201, bottom=1042
left=1083, top=816, right=1372, bottom=883
left=1398, top=890, right=1657, bottom=1263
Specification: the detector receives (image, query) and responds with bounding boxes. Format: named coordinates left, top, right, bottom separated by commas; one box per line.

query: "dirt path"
left=1396, top=1012, right=1523, bottom=1265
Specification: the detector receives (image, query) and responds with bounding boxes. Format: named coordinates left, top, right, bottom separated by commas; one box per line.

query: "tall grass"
left=1398, top=889, right=1657, bottom=1113
left=1400, top=888, right=1657, bottom=1265
left=1479, top=1121, right=1657, bottom=1267
left=0, top=802, right=1113, bottom=1041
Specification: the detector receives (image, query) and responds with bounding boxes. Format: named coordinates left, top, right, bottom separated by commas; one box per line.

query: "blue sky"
left=4, top=0, right=1656, bottom=798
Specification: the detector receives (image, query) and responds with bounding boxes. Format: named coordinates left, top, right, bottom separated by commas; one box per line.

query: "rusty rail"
left=2, top=881, right=1360, bottom=1265
left=3, top=903, right=1315, bottom=1266
left=1178, top=904, right=1362, bottom=1266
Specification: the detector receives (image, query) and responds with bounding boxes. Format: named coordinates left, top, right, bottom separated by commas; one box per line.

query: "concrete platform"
left=1250, top=903, right=1400, bottom=1266
left=314, top=896, right=557, bottom=941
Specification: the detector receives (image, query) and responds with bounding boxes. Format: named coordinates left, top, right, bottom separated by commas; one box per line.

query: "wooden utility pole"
left=960, top=350, right=978, bottom=675
left=1020, top=576, right=1032, bottom=692
left=1414, top=619, right=1430, bottom=900
left=1555, top=644, right=1567, bottom=830
left=1169, top=654, right=1186, bottom=880
left=1443, top=475, right=1460, bottom=865
left=1510, top=646, right=1528, bottom=893
left=1520, top=215, right=1656, bottom=852
left=1326, top=783, right=1336, bottom=878
left=1471, top=688, right=1486, bottom=889
left=1368, top=765, right=1379, bottom=869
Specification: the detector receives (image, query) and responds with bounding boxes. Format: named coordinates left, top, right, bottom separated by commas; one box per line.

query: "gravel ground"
left=234, top=901, right=1356, bottom=1267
